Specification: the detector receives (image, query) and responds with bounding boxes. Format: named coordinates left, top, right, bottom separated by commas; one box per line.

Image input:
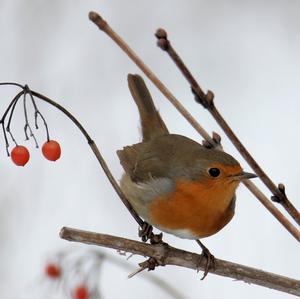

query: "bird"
left=117, top=74, right=256, bottom=277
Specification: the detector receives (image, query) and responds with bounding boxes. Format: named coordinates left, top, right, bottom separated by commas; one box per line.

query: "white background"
left=0, top=1, right=299, bottom=298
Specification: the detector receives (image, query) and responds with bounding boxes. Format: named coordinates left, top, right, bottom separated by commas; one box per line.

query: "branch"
left=60, top=227, right=300, bottom=297
left=88, top=11, right=219, bottom=149
left=155, top=28, right=300, bottom=227
left=88, top=11, right=300, bottom=243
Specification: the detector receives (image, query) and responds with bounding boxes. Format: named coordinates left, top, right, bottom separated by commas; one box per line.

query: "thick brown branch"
left=88, top=11, right=300, bottom=242
left=155, top=28, right=300, bottom=226
left=60, top=227, right=300, bottom=297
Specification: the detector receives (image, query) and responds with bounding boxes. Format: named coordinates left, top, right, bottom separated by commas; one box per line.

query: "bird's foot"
left=139, top=222, right=153, bottom=242
left=196, top=240, right=216, bottom=280
left=150, top=232, right=163, bottom=244
left=139, top=222, right=163, bottom=244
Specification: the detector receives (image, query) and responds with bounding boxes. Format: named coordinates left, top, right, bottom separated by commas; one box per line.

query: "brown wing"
left=117, top=134, right=207, bottom=183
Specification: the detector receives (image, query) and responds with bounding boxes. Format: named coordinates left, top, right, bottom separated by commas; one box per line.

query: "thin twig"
left=6, top=94, right=21, bottom=145
left=155, top=28, right=300, bottom=226
left=0, top=82, right=24, bottom=89
left=88, top=11, right=219, bottom=150
left=22, top=89, right=39, bottom=147
left=26, top=87, right=50, bottom=141
left=1, top=90, right=25, bottom=154
left=60, top=227, right=300, bottom=297
left=1, top=122, right=10, bottom=155
left=88, top=11, right=300, bottom=242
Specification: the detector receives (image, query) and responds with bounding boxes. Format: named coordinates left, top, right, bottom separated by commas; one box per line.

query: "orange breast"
left=148, top=178, right=238, bottom=238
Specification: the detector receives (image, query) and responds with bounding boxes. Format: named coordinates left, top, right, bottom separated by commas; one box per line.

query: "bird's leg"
left=196, top=239, right=216, bottom=280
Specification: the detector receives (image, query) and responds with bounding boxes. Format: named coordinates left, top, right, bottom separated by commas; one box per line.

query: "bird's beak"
left=231, top=171, right=257, bottom=181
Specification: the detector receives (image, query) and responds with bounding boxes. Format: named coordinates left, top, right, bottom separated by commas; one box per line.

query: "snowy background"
left=0, top=1, right=299, bottom=298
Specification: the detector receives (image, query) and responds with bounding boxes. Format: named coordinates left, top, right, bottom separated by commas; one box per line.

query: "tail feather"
left=127, top=74, right=168, bottom=141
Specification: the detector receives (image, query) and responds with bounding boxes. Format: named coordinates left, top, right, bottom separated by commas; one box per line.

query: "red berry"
left=11, top=145, right=30, bottom=166
left=45, top=263, right=61, bottom=279
left=42, top=140, right=61, bottom=161
left=74, top=285, right=89, bottom=299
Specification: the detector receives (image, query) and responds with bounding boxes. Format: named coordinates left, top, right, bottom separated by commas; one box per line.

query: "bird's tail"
left=127, top=74, right=168, bottom=141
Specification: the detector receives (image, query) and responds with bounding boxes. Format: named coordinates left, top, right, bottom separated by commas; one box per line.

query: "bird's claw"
left=138, top=222, right=163, bottom=244
left=139, top=222, right=153, bottom=242
left=196, top=240, right=216, bottom=280
left=199, top=247, right=215, bottom=280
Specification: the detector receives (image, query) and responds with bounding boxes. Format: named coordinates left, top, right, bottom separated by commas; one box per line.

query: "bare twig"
left=155, top=28, right=300, bottom=226
left=22, top=89, right=39, bottom=147
left=1, top=90, right=25, bottom=154
left=88, top=11, right=219, bottom=150
left=26, top=87, right=51, bottom=141
left=60, top=227, right=300, bottom=297
left=88, top=11, right=300, bottom=242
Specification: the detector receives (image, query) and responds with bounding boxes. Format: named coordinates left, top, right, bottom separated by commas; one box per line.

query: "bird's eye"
left=208, top=167, right=220, bottom=177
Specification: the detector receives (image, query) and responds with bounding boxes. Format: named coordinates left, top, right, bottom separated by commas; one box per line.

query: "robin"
left=118, top=74, right=256, bottom=277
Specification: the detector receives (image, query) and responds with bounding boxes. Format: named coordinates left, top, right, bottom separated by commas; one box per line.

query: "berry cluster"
left=11, top=140, right=61, bottom=166
left=0, top=83, right=62, bottom=166
left=43, top=249, right=104, bottom=299
left=45, top=262, right=90, bottom=299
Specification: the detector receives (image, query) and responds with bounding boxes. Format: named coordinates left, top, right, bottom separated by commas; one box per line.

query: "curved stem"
left=0, top=82, right=25, bottom=89
left=6, top=95, right=21, bottom=132
left=1, top=90, right=25, bottom=153
left=30, top=90, right=144, bottom=227
left=22, top=91, right=39, bottom=147
left=6, top=96, right=21, bottom=147
left=2, top=122, right=10, bottom=155
left=1, top=90, right=24, bottom=124
left=26, top=87, right=50, bottom=141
